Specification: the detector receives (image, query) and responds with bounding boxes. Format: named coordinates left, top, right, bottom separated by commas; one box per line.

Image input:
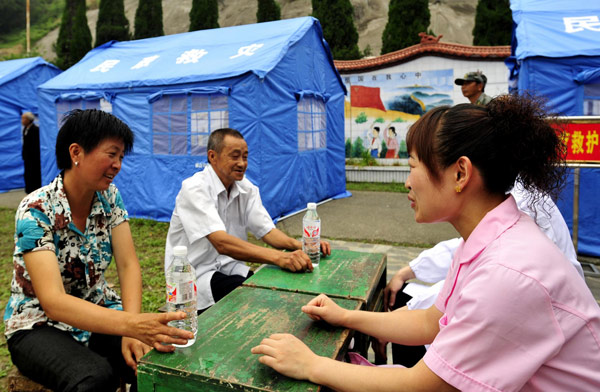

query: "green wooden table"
left=245, top=249, right=386, bottom=360
left=138, top=286, right=361, bottom=391
left=244, top=249, right=387, bottom=313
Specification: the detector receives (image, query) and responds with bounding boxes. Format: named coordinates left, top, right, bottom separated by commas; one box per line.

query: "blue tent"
left=0, top=57, right=61, bottom=192
left=508, top=0, right=600, bottom=257
left=38, top=17, right=347, bottom=222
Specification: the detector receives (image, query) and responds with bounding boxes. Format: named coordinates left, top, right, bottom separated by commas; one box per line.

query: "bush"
left=257, top=0, right=280, bottom=23
left=95, top=0, right=130, bottom=47
left=381, top=0, right=430, bottom=54
left=189, top=0, right=219, bottom=31
left=56, top=0, right=91, bottom=70
left=134, top=0, right=164, bottom=39
left=473, top=0, right=512, bottom=46
left=312, top=0, right=360, bottom=60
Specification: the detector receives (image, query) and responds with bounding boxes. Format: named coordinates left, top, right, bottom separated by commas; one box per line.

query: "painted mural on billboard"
left=342, top=69, right=454, bottom=160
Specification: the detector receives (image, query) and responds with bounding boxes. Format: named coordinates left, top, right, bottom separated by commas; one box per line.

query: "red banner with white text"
left=554, top=120, right=600, bottom=163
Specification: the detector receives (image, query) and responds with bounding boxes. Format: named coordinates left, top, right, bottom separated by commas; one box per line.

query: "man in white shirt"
left=379, top=183, right=584, bottom=366
left=165, top=128, right=330, bottom=313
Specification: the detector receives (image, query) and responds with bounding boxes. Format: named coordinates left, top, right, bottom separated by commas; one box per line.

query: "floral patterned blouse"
left=3, top=173, right=127, bottom=343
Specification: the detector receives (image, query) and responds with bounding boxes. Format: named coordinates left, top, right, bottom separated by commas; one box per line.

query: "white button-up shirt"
left=165, top=165, right=275, bottom=309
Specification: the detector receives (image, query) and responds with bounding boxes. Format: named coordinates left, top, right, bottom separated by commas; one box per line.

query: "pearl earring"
left=75, top=162, right=79, bottom=167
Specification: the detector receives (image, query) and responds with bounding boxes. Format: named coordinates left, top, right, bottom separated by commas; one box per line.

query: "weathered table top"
left=244, top=249, right=387, bottom=303
left=138, top=286, right=361, bottom=392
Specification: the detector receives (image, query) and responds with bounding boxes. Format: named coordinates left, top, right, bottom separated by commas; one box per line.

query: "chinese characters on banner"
left=554, top=121, right=600, bottom=162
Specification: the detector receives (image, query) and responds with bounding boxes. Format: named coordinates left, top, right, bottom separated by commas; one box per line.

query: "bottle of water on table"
left=302, top=202, right=321, bottom=267
left=165, top=245, right=197, bottom=347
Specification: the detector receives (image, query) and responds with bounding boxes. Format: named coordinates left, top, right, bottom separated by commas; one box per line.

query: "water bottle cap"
left=173, top=245, right=188, bottom=256
left=307, top=202, right=317, bottom=210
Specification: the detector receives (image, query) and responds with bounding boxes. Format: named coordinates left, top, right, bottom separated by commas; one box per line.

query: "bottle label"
left=303, top=224, right=320, bottom=238
left=167, top=281, right=197, bottom=304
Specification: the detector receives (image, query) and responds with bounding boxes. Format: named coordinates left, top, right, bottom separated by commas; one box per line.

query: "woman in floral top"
left=4, top=109, right=193, bottom=391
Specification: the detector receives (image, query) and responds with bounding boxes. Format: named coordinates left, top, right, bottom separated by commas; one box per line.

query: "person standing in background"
left=454, top=71, right=492, bottom=106
left=21, top=112, right=41, bottom=193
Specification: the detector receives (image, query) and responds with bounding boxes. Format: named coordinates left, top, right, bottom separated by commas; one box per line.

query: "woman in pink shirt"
left=251, top=94, right=600, bottom=391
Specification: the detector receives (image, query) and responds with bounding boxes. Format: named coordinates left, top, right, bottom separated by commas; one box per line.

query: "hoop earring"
left=455, top=185, right=462, bottom=193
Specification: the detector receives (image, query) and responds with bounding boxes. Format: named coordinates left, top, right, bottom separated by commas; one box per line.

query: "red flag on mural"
left=350, top=85, right=386, bottom=112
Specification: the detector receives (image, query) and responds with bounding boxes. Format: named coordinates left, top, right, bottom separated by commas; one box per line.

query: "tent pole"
left=26, top=0, right=30, bottom=54
left=572, top=167, right=580, bottom=253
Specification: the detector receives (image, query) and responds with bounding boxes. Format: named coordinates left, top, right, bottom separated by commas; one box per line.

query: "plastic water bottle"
left=302, top=202, right=321, bottom=267
left=165, top=245, right=197, bottom=347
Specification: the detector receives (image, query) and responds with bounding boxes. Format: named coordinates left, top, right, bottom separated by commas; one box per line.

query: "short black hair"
left=55, top=109, right=134, bottom=170
left=207, top=128, right=244, bottom=154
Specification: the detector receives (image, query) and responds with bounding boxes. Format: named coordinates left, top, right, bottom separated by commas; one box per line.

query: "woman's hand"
left=121, top=337, right=152, bottom=373
left=127, top=312, right=195, bottom=352
left=301, top=294, right=348, bottom=327
left=251, top=333, right=321, bottom=380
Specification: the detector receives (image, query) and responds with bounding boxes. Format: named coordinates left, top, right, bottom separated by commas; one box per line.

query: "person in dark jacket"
left=21, top=112, right=41, bottom=193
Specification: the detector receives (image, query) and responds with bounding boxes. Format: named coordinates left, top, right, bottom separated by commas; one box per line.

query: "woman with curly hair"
left=252, top=95, right=600, bottom=391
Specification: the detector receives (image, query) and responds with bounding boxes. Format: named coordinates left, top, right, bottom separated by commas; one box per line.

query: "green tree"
left=355, top=112, right=368, bottom=124
left=95, top=0, right=129, bottom=47
left=381, top=0, right=430, bottom=54
left=189, top=0, right=219, bottom=31
left=0, top=1, right=25, bottom=35
left=345, top=138, right=352, bottom=158
left=257, top=0, right=281, bottom=23
left=0, top=0, right=64, bottom=47
left=312, top=0, right=360, bottom=60
left=134, top=0, right=164, bottom=39
left=352, top=137, right=365, bottom=158
left=56, top=0, right=91, bottom=70
left=398, top=139, right=408, bottom=158
left=473, top=0, right=512, bottom=45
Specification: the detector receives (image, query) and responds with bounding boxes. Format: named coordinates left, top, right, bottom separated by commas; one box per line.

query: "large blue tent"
left=508, top=0, right=600, bottom=257
left=38, top=17, right=347, bottom=222
left=0, top=57, right=61, bottom=192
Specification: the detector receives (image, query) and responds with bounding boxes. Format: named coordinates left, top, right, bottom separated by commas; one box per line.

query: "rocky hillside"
left=34, top=0, right=478, bottom=61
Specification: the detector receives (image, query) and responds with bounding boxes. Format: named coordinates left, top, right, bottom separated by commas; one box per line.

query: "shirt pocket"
left=438, top=314, right=448, bottom=331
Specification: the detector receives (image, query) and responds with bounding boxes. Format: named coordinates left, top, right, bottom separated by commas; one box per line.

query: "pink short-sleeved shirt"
left=424, top=196, right=600, bottom=392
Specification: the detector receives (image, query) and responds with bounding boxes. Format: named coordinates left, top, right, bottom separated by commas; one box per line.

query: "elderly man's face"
left=209, top=135, right=248, bottom=190
left=21, top=114, right=31, bottom=127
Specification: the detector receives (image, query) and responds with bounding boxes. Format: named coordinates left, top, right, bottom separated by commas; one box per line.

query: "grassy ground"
left=346, top=181, right=408, bottom=193
left=0, top=208, right=14, bottom=386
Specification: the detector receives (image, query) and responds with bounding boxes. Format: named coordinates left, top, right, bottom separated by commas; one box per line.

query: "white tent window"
left=297, top=96, right=327, bottom=151
left=152, top=93, right=229, bottom=156
left=56, top=98, right=112, bottom=128
left=583, top=84, right=600, bottom=115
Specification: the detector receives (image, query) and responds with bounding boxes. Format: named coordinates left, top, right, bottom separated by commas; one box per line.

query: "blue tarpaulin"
left=38, top=17, right=347, bottom=222
left=0, top=57, right=61, bottom=192
left=509, top=0, right=600, bottom=257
